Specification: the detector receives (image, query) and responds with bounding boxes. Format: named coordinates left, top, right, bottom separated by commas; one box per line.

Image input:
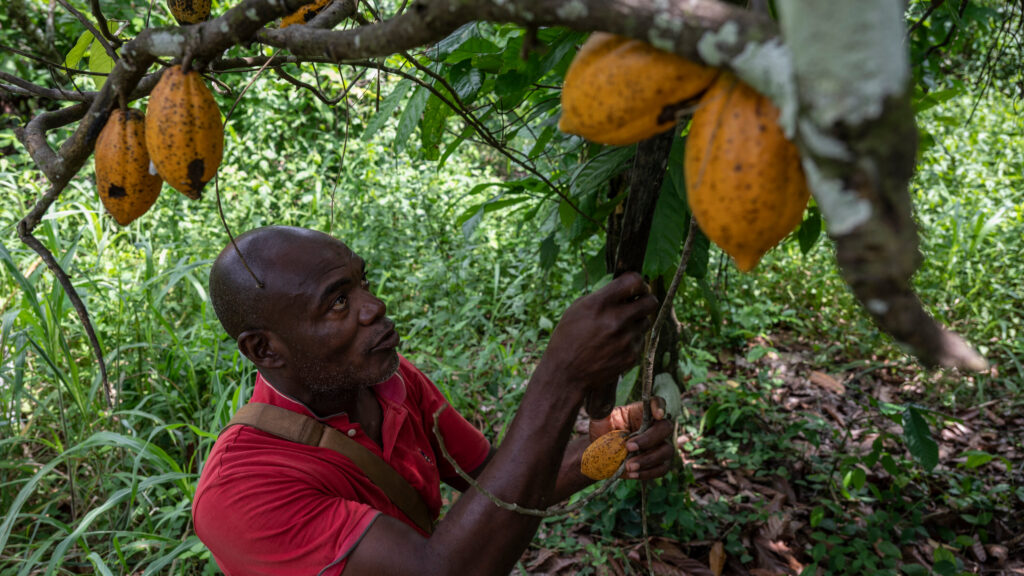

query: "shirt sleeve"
left=193, top=429, right=381, bottom=576
left=399, top=357, right=491, bottom=481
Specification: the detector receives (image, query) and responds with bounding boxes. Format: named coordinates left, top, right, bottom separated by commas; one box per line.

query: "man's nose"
left=357, top=294, right=387, bottom=325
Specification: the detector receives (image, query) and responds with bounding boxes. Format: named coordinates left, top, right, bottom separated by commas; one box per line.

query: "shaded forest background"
left=1, top=0, right=1022, bottom=574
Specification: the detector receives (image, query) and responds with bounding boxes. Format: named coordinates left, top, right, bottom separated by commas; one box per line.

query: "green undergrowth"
left=1, top=73, right=1021, bottom=576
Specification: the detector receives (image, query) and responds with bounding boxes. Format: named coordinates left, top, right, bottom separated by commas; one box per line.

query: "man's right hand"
left=538, top=272, right=658, bottom=402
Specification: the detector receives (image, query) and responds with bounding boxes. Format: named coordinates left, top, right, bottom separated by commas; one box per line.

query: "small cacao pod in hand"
left=146, top=65, right=224, bottom=199
left=94, top=108, right=162, bottom=226
left=560, top=33, right=719, bottom=146
left=167, top=0, right=211, bottom=25
left=281, top=0, right=332, bottom=28
left=685, top=72, right=810, bottom=272
left=580, top=429, right=630, bottom=481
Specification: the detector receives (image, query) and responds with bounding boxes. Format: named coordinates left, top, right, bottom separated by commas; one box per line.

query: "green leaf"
left=428, top=23, right=494, bottom=62
left=558, top=198, right=577, bottom=229
left=686, top=227, right=710, bottom=279
left=539, top=233, right=559, bottom=270
left=457, top=194, right=528, bottom=238
left=903, top=406, right=939, bottom=472
left=395, top=84, right=430, bottom=152
left=494, top=70, right=531, bottom=110
left=643, top=136, right=689, bottom=279
left=810, top=506, right=824, bottom=528
left=362, top=78, right=412, bottom=141
left=88, top=39, right=116, bottom=90
left=900, top=563, right=929, bottom=576
left=797, top=207, right=822, bottom=254
left=66, top=31, right=94, bottom=69
left=448, top=61, right=483, bottom=103
left=419, top=93, right=453, bottom=160
left=962, top=450, right=995, bottom=469
left=569, top=146, right=636, bottom=199
left=652, top=372, right=681, bottom=421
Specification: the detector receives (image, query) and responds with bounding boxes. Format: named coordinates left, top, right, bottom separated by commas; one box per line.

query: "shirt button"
left=347, top=429, right=357, bottom=437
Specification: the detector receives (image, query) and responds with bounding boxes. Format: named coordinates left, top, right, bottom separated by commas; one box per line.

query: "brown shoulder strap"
left=223, top=403, right=434, bottom=534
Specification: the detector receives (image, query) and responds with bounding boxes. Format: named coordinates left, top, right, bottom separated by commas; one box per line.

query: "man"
left=193, top=226, right=675, bottom=575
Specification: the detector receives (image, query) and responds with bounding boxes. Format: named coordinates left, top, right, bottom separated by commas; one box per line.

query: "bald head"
left=209, top=226, right=348, bottom=339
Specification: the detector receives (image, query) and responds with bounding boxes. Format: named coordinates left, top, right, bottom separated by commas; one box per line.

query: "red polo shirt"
left=192, top=355, right=490, bottom=576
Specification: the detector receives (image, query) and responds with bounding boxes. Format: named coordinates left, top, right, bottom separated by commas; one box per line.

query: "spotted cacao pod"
left=167, top=0, right=211, bottom=25
left=559, top=33, right=719, bottom=146
left=685, top=72, right=810, bottom=272
left=281, top=0, right=332, bottom=28
left=145, top=65, right=224, bottom=199
left=580, top=429, right=629, bottom=481
left=94, top=108, right=163, bottom=226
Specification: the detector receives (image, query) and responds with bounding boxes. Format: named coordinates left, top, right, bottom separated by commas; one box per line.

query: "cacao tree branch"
left=260, top=0, right=775, bottom=65
left=0, top=72, right=92, bottom=102
left=775, top=0, right=987, bottom=371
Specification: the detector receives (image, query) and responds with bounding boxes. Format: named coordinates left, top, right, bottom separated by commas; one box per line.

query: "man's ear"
left=237, top=330, right=286, bottom=370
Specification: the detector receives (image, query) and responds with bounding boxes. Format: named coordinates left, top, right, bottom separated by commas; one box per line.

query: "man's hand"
left=589, top=398, right=675, bottom=481
left=538, top=273, right=658, bottom=402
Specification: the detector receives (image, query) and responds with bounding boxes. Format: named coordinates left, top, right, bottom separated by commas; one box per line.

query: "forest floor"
left=517, top=330, right=1024, bottom=576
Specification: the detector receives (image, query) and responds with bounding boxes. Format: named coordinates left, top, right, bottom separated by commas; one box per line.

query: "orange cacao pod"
left=560, top=33, right=719, bottom=146
left=281, top=0, right=332, bottom=28
left=145, top=65, right=224, bottom=199
left=580, top=429, right=630, bottom=481
left=167, top=0, right=211, bottom=25
left=685, top=73, right=810, bottom=272
left=94, top=108, right=163, bottom=226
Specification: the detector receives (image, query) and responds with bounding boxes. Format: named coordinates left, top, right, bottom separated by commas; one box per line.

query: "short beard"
left=301, top=351, right=401, bottom=402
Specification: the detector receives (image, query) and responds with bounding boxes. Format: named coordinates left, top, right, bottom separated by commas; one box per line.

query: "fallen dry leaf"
left=709, top=541, right=726, bottom=576
left=809, top=371, right=845, bottom=395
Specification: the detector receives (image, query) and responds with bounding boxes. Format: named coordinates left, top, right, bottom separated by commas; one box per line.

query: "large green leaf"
left=903, top=405, right=939, bottom=472
left=65, top=30, right=94, bottom=69
left=569, top=146, right=636, bottom=199
left=362, top=78, right=412, bottom=141
left=797, top=207, right=822, bottom=255
left=419, top=93, right=454, bottom=160
left=643, top=136, right=689, bottom=279
left=395, top=84, right=430, bottom=152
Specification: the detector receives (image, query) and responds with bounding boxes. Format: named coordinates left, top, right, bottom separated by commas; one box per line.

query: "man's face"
left=266, top=233, right=400, bottom=399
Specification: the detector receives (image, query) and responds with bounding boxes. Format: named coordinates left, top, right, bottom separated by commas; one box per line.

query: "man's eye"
left=361, top=274, right=370, bottom=289
left=332, top=295, right=348, bottom=310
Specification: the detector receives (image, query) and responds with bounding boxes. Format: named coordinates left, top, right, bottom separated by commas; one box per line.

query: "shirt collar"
left=250, top=358, right=408, bottom=423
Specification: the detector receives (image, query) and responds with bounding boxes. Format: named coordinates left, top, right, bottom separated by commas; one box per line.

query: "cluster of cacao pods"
left=560, top=33, right=810, bottom=272
left=94, top=0, right=332, bottom=225
left=93, top=64, right=223, bottom=224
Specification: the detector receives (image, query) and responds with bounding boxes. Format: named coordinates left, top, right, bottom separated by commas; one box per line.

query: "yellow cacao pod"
left=281, top=0, right=332, bottom=28
left=580, top=430, right=629, bottom=481
left=559, top=33, right=719, bottom=146
left=685, top=73, right=810, bottom=272
left=145, top=65, right=224, bottom=199
left=94, top=108, right=163, bottom=226
left=167, top=0, right=211, bottom=25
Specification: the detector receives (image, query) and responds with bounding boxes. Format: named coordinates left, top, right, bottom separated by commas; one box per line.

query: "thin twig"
left=216, top=51, right=284, bottom=289
left=89, top=0, right=123, bottom=48
left=17, top=224, right=112, bottom=408
left=0, top=72, right=93, bottom=102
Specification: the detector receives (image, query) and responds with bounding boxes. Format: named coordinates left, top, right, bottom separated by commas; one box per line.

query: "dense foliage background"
left=1, top=0, right=1022, bottom=574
